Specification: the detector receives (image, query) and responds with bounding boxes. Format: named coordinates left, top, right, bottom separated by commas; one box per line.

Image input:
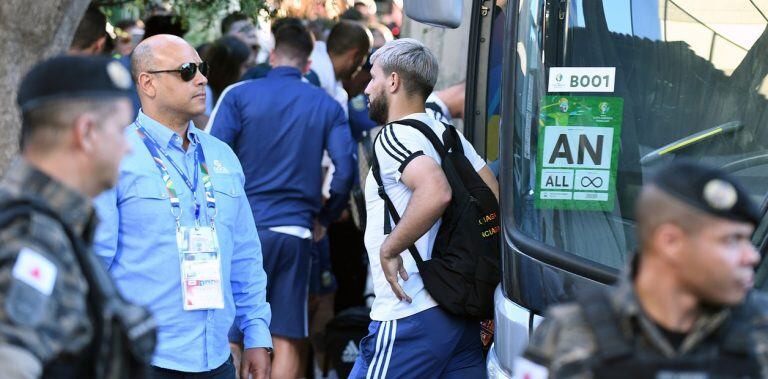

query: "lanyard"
left=134, top=120, right=217, bottom=225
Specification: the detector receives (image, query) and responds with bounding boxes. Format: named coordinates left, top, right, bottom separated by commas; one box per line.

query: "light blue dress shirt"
left=94, top=111, right=271, bottom=372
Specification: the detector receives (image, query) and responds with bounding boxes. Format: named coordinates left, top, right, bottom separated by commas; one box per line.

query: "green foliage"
left=97, top=0, right=271, bottom=46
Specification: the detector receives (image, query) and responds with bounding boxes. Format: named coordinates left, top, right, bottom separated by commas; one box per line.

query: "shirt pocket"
left=210, top=173, right=245, bottom=232
left=122, top=175, right=176, bottom=235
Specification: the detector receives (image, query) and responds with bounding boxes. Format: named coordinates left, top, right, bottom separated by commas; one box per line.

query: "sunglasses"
left=147, top=62, right=210, bottom=82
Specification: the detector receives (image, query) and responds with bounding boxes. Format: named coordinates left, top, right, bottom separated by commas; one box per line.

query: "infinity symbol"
left=581, top=176, right=603, bottom=188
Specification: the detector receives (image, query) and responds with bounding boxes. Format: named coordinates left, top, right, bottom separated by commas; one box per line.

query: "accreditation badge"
left=177, top=226, right=225, bottom=310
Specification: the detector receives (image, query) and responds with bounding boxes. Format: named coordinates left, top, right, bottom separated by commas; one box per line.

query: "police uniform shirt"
left=0, top=158, right=95, bottom=376
left=520, top=160, right=767, bottom=378
left=364, top=113, right=487, bottom=321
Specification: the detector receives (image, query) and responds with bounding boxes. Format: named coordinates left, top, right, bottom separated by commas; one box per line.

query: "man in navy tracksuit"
left=208, top=24, right=355, bottom=379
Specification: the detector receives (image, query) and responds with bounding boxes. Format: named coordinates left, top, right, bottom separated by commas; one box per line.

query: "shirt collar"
left=1, top=158, right=95, bottom=237
left=136, top=110, right=198, bottom=149
left=267, top=66, right=303, bottom=79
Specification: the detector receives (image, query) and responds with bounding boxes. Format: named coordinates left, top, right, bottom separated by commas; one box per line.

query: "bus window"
left=505, top=0, right=768, bottom=274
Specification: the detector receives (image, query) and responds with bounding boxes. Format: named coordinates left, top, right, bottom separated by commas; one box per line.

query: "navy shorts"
left=309, top=235, right=337, bottom=295
left=349, top=307, right=486, bottom=379
left=235, top=229, right=311, bottom=340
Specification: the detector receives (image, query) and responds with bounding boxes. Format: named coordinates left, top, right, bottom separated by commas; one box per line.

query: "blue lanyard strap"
left=196, top=140, right=217, bottom=217
left=134, top=121, right=216, bottom=223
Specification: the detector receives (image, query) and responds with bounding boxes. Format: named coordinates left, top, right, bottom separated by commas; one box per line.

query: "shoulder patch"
left=514, top=356, right=549, bottom=379
left=12, top=248, right=57, bottom=296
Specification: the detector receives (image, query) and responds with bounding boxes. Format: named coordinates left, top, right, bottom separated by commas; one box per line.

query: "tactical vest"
left=0, top=198, right=156, bottom=379
left=574, top=289, right=761, bottom=379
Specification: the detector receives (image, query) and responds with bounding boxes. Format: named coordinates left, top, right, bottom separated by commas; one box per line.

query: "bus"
left=402, top=0, right=768, bottom=377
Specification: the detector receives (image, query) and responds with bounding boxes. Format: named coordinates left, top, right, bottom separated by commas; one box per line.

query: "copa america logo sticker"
left=703, top=179, right=737, bottom=210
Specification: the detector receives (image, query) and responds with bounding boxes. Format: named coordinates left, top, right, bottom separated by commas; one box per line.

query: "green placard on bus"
left=535, top=96, right=623, bottom=211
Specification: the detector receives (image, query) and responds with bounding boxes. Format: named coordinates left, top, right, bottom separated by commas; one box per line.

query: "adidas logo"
left=342, top=340, right=359, bottom=363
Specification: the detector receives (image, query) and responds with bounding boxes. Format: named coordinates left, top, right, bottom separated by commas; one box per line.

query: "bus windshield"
left=506, top=0, right=768, bottom=273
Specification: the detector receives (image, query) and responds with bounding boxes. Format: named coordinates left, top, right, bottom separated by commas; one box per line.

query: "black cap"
left=17, top=55, right=133, bottom=112
left=651, top=160, right=760, bottom=225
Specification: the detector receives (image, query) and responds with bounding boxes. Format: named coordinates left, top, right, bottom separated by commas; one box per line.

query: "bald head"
left=131, top=34, right=208, bottom=121
left=130, top=34, right=196, bottom=82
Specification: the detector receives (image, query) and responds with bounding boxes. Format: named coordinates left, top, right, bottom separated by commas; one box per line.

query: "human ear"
left=138, top=72, right=156, bottom=98
left=72, top=113, right=98, bottom=153
left=388, top=72, right=400, bottom=94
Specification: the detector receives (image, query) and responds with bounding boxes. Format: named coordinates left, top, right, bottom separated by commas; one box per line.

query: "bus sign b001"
left=548, top=67, right=616, bottom=93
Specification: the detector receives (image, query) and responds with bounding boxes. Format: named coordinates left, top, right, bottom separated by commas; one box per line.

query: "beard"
left=368, top=91, right=389, bottom=125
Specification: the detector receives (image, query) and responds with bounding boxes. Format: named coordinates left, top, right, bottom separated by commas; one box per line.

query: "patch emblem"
left=6, top=248, right=56, bottom=326
left=351, top=94, right=367, bottom=112
left=213, top=160, right=229, bottom=174
left=107, top=61, right=132, bottom=90
left=12, top=248, right=57, bottom=295
left=703, top=179, right=737, bottom=211
left=513, top=356, right=549, bottom=379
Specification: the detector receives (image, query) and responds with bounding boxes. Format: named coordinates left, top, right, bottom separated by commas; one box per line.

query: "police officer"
left=520, top=160, right=768, bottom=378
left=0, top=55, right=144, bottom=378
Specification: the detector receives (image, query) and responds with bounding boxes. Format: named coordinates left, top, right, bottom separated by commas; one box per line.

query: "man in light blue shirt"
left=94, top=34, right=271, bottom=379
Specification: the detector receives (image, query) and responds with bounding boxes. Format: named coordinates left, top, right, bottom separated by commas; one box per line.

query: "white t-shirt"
left=364, top=113, right=486, bottom=321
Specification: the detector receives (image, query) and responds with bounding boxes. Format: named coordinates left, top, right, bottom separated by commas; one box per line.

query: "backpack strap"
left=369, top=118, right=459, bottom=266
left=389, top=118, right=447, bottom=158
left=370, top=126, right=424, bottom=266
left=440, top=122, right=464, bottom=154
left=576, top=287, right=634, bottom=363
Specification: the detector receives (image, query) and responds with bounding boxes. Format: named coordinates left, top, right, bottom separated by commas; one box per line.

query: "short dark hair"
left=21, top=99, right=117, bottom=151
left=143, top=15, right=187, bottom=39
left=341, top=8, right=366, bottom=22
left=271, top=17, right=303, bottom=35
left=203, top=36, right=251, bottom=102
left=71, top=4, right=106, bottom=50
left=273, top=24, right=314, bottom=66
left=327, top=21, right=372, bottom=56
left=221, top=12, right=249, bottom=35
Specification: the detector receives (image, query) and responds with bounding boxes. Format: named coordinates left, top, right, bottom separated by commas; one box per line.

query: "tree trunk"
left=0, top=0, right=90, bottom=174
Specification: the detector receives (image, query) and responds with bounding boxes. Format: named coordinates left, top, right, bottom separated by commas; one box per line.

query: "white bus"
left=403, top=1, right=768, bottom=377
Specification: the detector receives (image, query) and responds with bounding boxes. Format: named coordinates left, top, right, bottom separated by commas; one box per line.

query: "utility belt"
left=0, top=198, right=156, bottom=379
left=576, top=288, right=761, bottom=379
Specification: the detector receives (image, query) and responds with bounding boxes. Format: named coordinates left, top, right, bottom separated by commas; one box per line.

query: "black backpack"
left=371, top=118, right=501, bottom=319
left=0, top=197, right=156, bottom=379
left=324, top=306, right=372, bottom=377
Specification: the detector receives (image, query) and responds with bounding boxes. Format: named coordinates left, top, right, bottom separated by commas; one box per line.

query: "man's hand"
left=313, top=218, right=327, bottom=242
left=380, top=248, right=411, bottom=303
left=240, top=348, right=271, bottom=379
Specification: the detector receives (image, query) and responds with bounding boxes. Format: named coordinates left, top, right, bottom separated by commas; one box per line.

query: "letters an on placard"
left=536, top=96, right=623, bottom=211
